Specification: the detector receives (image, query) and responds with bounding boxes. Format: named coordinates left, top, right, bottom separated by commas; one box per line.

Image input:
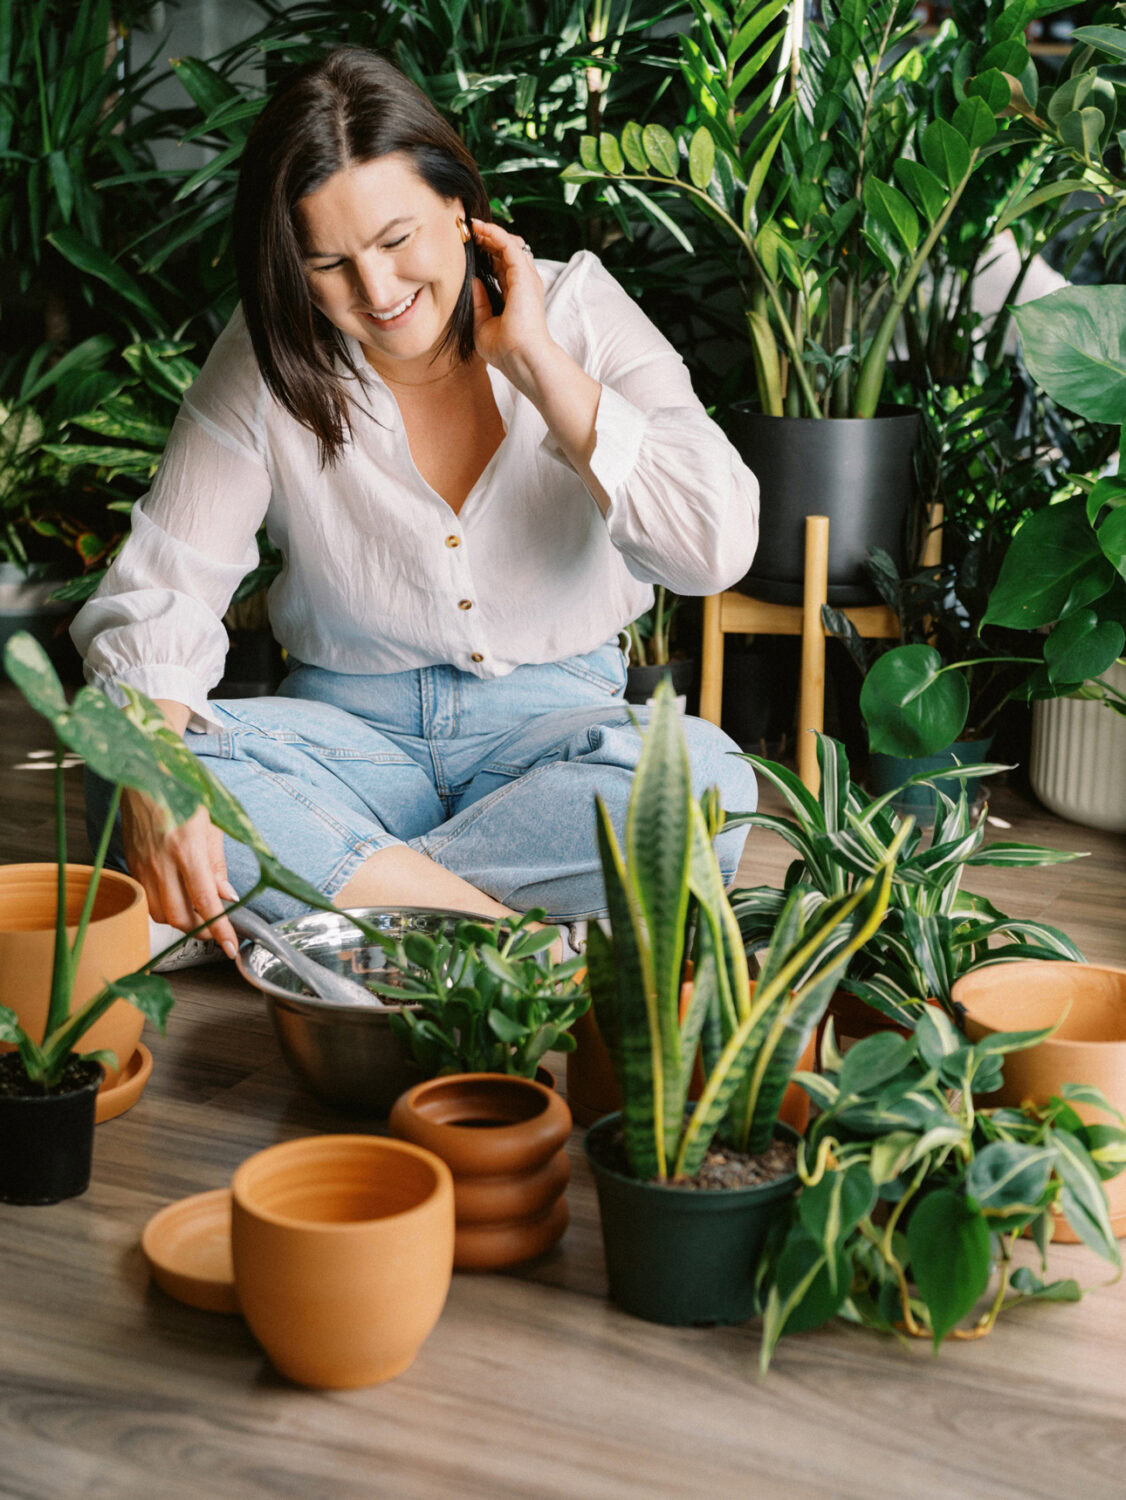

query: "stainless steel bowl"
left=235, top=906, right=489, bottom=1115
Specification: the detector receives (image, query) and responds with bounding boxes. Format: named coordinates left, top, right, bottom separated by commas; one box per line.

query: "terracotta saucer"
left=141, top=1188, right=240, bottom=1314
left=95, top=1042, right=153, bottom=1125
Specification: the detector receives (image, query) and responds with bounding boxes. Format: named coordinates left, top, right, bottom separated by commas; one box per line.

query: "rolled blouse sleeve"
left=545, top=251, right=759, bottom=594
left=70, top=309, right=270, bottom=729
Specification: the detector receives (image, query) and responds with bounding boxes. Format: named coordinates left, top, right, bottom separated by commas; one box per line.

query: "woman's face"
left=297, top=152, right=467, bottom=375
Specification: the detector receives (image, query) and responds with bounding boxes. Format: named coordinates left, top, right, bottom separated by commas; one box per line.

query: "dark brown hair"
left=233, top=48, right=497, bottom=465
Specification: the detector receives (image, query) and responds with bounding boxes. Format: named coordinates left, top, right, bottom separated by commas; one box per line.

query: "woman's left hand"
left=469, top=220, right=553, bottom=379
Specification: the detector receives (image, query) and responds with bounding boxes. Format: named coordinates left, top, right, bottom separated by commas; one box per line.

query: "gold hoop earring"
left=457, top=216, right=471, bottom=245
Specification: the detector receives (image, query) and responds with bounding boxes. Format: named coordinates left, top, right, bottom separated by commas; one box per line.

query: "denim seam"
left=252, top=767, right=396, bottom=853
left=553, top=658, right=623, bottom=694
left=416, top=759, right=564, bottom=857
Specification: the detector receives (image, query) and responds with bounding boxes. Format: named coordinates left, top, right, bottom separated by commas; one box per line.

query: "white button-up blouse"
left=72, top=250, right=759, bottom=731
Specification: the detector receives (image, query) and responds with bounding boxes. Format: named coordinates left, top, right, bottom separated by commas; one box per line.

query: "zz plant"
left=585, top=679, right=905, bottom=1183
left=728, top=734, right=1083, bottom=1027
left=565, top=0, right=1035, bottom=417
left=0, top=631, right=384, bottom=1091
left=757, top=1009, right=1126, bottom=1368
left=368, top=911, right=589, bottom=1079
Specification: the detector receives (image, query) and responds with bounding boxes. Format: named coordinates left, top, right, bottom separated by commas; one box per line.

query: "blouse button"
left=445, top=535, right=460, bottom=548
left=458, top=599, right=473, bottom=610
left=470, top=653, right=484, bottom=663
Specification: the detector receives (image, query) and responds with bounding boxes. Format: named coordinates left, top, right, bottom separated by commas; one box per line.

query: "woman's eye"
left=384, top=234, right=409, bottom=250
left=311, top=260, right=344, bottom=274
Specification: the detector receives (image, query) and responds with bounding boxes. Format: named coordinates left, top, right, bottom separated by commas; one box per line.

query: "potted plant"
left=855, top=21, right=1126, bottom=786
left=622, top=587, right=697, bottom=707
left=0, top=630, right=390, bottom=1202
left=581, top=679, right=904, bottom=1325
left=756, top=1007, right=1125, bottom=1369
left=727, top=731, right=1084, bottom=1041
left=565, top=1, right=1050, bottom=601
left=366, top=909, right=589, bottom=1081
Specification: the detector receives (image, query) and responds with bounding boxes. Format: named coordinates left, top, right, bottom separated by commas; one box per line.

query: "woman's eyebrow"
left=303, top=215, right=415, bottom=259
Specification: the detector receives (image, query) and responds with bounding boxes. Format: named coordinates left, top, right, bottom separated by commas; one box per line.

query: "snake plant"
left=585, top=679, right=904, bottom=1183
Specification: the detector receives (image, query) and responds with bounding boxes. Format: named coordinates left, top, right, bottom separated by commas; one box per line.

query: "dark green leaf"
left=906, top=1189, right=992, bottom=1348
left=1013, top=287, right=1126, bottom=425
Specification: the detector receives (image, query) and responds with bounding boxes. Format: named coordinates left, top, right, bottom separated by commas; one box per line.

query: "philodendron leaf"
left=861, top=644, right=969, bottom=757
left=1013, top=286, right=1126, bottom=425
left=1007, top=1268, right=1082, bottom=1303
left=905, top=1188, right=992, bottom=1349
left=1051, top=1127, right=1122, bottom=1266
left=837, top=1032, right=915, bottom=1099
left=964, top=1142, right=1054, bottom=1217
left=985, top=495, right=1109, bottom=629
left=3, top=632, right=68, bottom=720
left=1077, top=1124, right=1126, bottom=1181
left=1044, top=610, right=1125, bottom=684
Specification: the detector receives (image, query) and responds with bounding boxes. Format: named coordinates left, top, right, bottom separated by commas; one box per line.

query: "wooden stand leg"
left=699, top=592, right=724, bottom=726
left=798, top=515, right=830, bottom=793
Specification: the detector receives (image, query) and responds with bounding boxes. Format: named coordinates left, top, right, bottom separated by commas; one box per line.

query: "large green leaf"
left=863, top=176, right=919, bottom=256
left=1072, top=25, right=1126, bottom=61
left=47, top=228, right=163, bottom=329
left=964, top=1142, right=1054, bottom=1217
left=1051, top=1128, right=1122, bottom=1266
left=3, top=632, right=68, bottom=719
left=1044, top=610, right=1124, bottom=685
left=986, top=496, right=1111, bottom=629
left=1013, top=287, right=1126, bottom=425
left=920, top=118, right=971, bottom=191
left=905, top=1189, right=992, bottom=1348
left=861, top=645, right=969, bottom=756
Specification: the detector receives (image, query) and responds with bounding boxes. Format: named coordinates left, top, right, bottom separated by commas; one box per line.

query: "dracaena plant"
left=756, top=1009, right=1126, bottom=1369
left=0, top=631, right=387, bottom=1091
left=584, top=679, right=904, bottom=1183
left=727, top=734, right=1083, bottom=1028
left=564, top=0, right=1044, bottom=418
left=367, top=910, right=589, bottom=1079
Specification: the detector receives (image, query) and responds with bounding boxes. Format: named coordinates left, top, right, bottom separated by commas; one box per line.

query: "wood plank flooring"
left=2, top=680, right=1125, bottom=1499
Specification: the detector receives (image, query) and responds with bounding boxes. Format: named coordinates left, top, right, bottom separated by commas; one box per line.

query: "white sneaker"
left=149, top=919, right=224, bottom=973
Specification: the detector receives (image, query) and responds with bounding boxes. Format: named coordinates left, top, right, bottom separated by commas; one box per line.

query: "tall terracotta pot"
left=0, top=864, right=149, bottom=1088
left=230, top=1134, right=454, bottom=1388
left=390, top=1073, right=572, bottom=1269
left=954, top=960, right=1126, bottom=1240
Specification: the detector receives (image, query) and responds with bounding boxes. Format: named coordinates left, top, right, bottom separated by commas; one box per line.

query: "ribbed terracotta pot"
left=389, top=1073, right=572, bottom=1269
left=954, top=960, right=1126, bottom=1240
left=0, top=865, right=149, bottom=1088
left=230, top=1134, right=454, bottom=1389
left=568, top=988, right=817, bottom=1135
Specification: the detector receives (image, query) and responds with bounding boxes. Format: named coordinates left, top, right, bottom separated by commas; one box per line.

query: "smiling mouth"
left=364, top=289, right=419, bottom=326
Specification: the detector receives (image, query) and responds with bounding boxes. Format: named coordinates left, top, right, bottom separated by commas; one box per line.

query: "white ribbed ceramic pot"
left=1030, top=661, right=1126, bottom=833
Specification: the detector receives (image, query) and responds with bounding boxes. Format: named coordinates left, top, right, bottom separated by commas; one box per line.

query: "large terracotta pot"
left=390, top=1073, right=572, bottom=1269
left=230, top=1134, right=454, bottom=1389
left=0, top=864, right=149, bottom=1088
left=568, top=989, right=817, bottom=1135
left=954, top=960, right=1126, bottom=1240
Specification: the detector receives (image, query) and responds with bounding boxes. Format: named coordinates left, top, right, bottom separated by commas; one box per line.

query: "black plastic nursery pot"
left=728, top=405, right=921, bottom=606
left=0, top=1054, right=102, bottom=1205
left=624, top=658, right=697, bottom=708
left=869, top=736, right=995, bottom=826
left=584, top=1114, right=800, bottom=1327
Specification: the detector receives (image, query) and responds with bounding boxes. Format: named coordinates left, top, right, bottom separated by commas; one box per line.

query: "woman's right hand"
left=121, top=788, right=239, bottom=960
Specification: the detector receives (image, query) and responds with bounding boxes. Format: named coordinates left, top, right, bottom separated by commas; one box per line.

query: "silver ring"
left=521, top=244, right=533, bottom=256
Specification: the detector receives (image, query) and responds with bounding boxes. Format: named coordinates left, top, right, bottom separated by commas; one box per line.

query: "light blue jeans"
left=89, top=640, right=757, bottom=923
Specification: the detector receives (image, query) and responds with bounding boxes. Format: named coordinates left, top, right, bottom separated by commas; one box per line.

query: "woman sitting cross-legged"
left=72, top=47, right=760, bottom=962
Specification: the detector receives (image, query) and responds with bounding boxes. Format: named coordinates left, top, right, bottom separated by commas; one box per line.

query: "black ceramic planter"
left=0, top=1054, right=102, bottom=1205
left=584, top=1114, right=800, bottom=1327
left=728, top=405, right=921, bottom=606
left=625, top=658, right=696, bottom=708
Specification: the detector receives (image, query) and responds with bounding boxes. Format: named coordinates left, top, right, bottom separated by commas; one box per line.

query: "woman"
left=73, top=48, right=760, bottom=961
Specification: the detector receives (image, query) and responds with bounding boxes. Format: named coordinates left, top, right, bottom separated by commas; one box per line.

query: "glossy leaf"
left=964, top=1142, right=1054, bottom=1217
left=1013, top=287, right=1126, bottom=426
left=906, top=1189, right=991, bottom=1348
left=838, top=1032, right=915, bottom=1099
left=920, top=118, right=971, bottom=190
left=1051, top=1128, right=1121, bottom=1266
left=688, top=126, right=715, bottom=190
left=1044, top=610, right=1124, bottom=685
left=641, top=123, right=679, bottom=177
left=985, top=496, right=1109, bottom=629
left=861, top=644, right=970, bottom=756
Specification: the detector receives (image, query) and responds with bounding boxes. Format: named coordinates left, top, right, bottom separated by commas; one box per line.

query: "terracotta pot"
left=0, top=864, right=149, bottom=1088
left=230, top=1134, right=454, bottom=1389
left=568, top=986, right=817, bottom=1135
left=954, top=960, right=1126, bottom=1241
left=389, top=1073, right=572, bottom=1270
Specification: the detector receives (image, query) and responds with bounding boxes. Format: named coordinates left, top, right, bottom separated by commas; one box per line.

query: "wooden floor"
left=2, top=680, right=1126, bottom=1500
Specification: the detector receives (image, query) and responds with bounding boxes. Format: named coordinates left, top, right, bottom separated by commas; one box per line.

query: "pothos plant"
left=564, top=0, right=1049, bottom=417
left=756, top=1009, right=1126, bottom=1370
left=585, top=678, right=906, bottom=1183
left=0, top=631, right=387, bottom=1091
left=727, top=733, right=1083, bottom=1027
left=366, top=910, right=589, bottom=1079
